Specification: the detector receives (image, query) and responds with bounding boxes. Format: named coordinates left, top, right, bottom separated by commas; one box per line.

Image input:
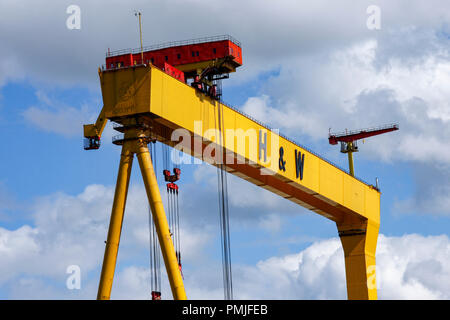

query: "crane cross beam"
left=86, top=63, right=381, bottom=300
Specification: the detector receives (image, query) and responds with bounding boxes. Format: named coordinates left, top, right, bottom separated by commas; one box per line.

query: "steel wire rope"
left=215, top=79, right=233, bottom=300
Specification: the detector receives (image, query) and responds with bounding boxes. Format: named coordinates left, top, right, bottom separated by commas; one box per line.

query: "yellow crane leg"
left=347, top=142, right=355, bottom=177
left=337, top=220, right=379, bottom=300
left=97, top=141, right=134, bottom=300
left=135, top=139, right=187, bottom=300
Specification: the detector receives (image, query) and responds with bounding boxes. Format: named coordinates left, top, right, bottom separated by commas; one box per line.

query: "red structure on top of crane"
left=328, top=123, right=399, bottom=177
left=84, top=35, right=243, bottom=151
left=103, top=35, right=242, bottom=100
left=105, top=34, right=242, bottom=72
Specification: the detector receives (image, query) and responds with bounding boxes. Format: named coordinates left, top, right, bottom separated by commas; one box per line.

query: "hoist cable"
left=217, top=166, right=232, bottom=299
left=148, top=204, right=154, bottom=291
left=162, top=135, right=182, bottom=266
left=215, top=79, right=233, bottom=300
left=176, top=191, right=181, bottom=263
left=173, top=189, right=178, bottom=257
left=170, top=189, right=175, bottom=249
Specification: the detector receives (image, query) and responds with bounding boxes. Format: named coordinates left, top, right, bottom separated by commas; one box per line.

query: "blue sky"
left=1, top=0, right=450, bottom=299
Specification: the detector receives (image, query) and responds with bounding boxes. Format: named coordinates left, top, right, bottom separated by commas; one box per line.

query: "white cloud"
left=0, top=182, right=219, bottom=297
left=0, top=225, right=40, bottom=284
left=242, top=35, right=450, bottom=164
left=0, top=0, right=449, bottom=88
left=0, top=185, right=112, bottom=286
left=23, top=105, right=88, bottom=137
left=111, top=266, right=152, bottom=300
left=111, top=234, right=450, bottom=300
left=21, top=90, right=116, bottom=139
left=1, top=181, right=450, bottom=299
left=237, top=27, right=450, bottom=215
left=190, top=234, right=450, bottom=300
left=231, top=238, right=345, bottom=299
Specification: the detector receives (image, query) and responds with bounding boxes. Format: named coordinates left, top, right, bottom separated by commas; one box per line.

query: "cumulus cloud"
left=1, top=181, right=450, bottom=299
left=239, top=27, right=450, bottom=215
left=108, top=234, right=450, bottom=300
left=376, top=234, right=450, bottom=299
left=0, top=0, right=449, bottom=88
left=0, top=226, right=40, bottom=284
left=0, top=184, right=113, bottom=290
left=111, top=266, right=152, bottom=300
left=0, top=181, right=222, bottom=298
left=23, top=105, right=88, bottom=137
left=180, top=234, right=450, bottom=300
left=21, top=90, right=116, bottom=139
left=242, top=36, right=450, bottom=160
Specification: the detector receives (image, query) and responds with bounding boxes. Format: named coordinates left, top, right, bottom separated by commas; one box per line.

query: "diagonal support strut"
left=97, top=126, right=186, bottom=300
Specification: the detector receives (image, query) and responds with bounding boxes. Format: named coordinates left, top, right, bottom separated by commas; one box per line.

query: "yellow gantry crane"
left=84, top=35, right=382, bottom=300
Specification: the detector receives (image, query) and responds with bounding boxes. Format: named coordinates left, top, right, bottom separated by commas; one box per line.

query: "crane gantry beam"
left=86, top=63, right=381, bottom=300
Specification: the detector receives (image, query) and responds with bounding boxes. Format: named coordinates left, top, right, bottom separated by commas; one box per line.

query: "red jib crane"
left=328, top=123, right=399, bottom=177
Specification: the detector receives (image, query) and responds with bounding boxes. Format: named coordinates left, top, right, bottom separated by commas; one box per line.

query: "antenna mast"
left=134, top=11, right=144, bottom=64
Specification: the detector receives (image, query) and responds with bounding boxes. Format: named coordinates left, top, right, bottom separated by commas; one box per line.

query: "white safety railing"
left=106, top=35, right=241, bottom=58
left=329, top=123, right=399, bottom=138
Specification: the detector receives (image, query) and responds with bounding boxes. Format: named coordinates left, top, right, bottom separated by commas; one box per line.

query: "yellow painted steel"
left=97, top=139, right=133, bottom=300
left=338, top=219, right=379, bottom=299
left=90, top=64, right=381, bottom=300
left=135, top=136, right=187, bottom=300
left=348, top=142, right=355, bottom=177
left=96, top=127, right=186, bottom=300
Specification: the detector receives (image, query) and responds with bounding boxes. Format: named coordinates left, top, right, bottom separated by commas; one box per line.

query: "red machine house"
left=104, top=35, right=242, bottom=99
